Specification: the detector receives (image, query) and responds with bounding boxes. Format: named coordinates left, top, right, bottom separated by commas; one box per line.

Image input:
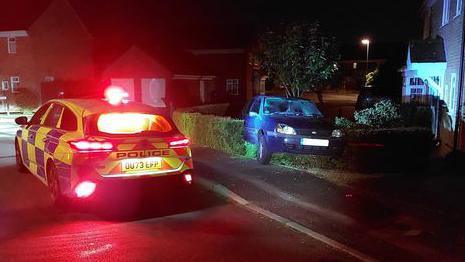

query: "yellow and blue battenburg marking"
left=16, top=98, right=194, bottom=197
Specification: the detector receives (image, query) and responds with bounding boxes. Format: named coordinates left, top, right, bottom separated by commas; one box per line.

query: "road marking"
left=242, top=175, right=356, bottom=225
left=196, top=161, right=355, bottom=225
left=197, top=177, right=378, bottom=262
left=80, top=243, right=113, bottom=257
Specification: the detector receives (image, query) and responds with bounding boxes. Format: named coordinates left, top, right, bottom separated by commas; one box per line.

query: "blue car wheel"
left=258, top=134, right=272, bottom=165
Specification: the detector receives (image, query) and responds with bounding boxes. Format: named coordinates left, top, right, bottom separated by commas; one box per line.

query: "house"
left=0, top=0, right=94, bottom=111
left=99, top=45, right=217, bottom=110
left=404, top=0, right=465, bottom=153
left=188, top=48, right=264, bottom=115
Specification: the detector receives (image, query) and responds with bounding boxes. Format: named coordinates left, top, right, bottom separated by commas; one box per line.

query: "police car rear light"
left=75, top=181, right=96, bottom=198
left=70, top=140, right=113, bottom=151
left=169, top=138, right=190, bottom=148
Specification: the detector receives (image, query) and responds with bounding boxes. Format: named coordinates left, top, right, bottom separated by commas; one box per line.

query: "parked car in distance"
left=243, top=96, right=344, bottom=164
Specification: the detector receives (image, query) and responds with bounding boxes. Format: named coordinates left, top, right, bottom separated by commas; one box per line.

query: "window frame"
left=226, top=79, right=240, bottom=96
left=456, top=0, right=463, bottom=17
left=7, top=37, right=16, bottom=54
left=59, top=106, right=78, bottom=131
left=29, top=103, right=52, bottom=126
left=10, top=76, right=20, bottom=93
left=443, top=0, right=451, bottom=26
left=1, top=80, right=9, bottom=91
left=43, top=103, right=65, bottom=128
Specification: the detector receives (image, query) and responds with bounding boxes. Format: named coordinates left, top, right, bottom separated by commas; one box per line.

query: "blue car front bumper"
left=266, top=132, right=344, bottom=156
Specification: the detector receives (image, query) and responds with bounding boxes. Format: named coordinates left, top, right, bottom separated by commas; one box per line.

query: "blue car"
left=244, top=96, right=344, bottom=164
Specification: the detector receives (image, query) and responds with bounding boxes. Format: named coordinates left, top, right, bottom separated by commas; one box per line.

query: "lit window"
left=10, top=76, right=20, bottom=93
left=443, top=0, right=451, bottom=26
left=226, top=79, right=239, bottom=95
left=457, top=0, right=463, bottom=17
left=7, top=37, right=16, bottom=54
left=353, top=62, right=357, bottom=69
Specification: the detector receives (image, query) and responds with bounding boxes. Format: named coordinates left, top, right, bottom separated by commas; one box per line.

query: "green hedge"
left=172, top=112, right=248, bottom=155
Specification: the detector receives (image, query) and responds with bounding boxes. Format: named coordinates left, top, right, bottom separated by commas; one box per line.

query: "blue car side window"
left=249, top=99, right=261, bottom=116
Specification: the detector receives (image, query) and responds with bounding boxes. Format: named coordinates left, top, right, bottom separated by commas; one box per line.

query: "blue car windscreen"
left=263, top=98, right=322, bottom=117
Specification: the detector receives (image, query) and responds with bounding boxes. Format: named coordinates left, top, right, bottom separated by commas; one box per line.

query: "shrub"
left=335, top=117, right=355, bottom=129
left=172, top=112, right=247, bottom=155
left=354, top=99, right=400, bottom=128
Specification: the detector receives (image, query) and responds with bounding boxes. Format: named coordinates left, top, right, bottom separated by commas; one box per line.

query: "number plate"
left=301, top=138, right=329, bottom=147
left=122, top=157, right=162, bottom=173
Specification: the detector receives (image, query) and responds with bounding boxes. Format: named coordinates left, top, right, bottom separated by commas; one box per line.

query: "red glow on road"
left=75, top=181, right=97, bottom=198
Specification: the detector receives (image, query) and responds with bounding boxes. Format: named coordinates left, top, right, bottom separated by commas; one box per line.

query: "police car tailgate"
left=87, top=137, right=192, bottom=178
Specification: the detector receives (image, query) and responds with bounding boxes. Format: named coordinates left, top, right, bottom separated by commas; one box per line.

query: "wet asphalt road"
left=0, top=134, right=351, bottom=262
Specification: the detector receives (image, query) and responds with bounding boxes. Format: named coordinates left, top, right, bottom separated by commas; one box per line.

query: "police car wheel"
left=257, top=134, right=272, bottom=165
left=47, top=164, right=67, bottom=207
left=15, top=141, right=27, bottom=173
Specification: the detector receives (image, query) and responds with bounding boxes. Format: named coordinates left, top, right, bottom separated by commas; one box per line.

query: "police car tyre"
left=15, top=140, right=27, bottom=173
left=47, top=163, right=68, bottom=208
left=257, top=134, right=272, bottom=165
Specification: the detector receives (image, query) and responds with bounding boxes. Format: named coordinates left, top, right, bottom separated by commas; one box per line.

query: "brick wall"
left=28, top=0, right=95, bottom=98
left=0, top=37, right=36, bottom=94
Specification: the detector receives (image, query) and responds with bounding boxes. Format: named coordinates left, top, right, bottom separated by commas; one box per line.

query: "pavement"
left=0, top=126, right=352, bottom=262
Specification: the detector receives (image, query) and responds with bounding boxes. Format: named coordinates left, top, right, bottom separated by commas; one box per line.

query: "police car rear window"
left=96, top=113, right=172, bottom=134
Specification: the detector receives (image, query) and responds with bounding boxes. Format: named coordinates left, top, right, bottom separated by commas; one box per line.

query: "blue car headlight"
left=331, top=129, right=343, bottom=138
left=275, top=124, right=297, bottom=135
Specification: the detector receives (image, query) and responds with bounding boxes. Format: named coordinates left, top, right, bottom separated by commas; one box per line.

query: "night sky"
left=6, top=0, right=424, bottom=49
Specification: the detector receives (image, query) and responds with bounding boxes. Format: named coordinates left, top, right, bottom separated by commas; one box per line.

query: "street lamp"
left=361, top=39, right=370, bottom=71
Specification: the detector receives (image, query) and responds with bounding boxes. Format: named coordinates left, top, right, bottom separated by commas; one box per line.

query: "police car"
left=14, top=88, right=193, bottom=205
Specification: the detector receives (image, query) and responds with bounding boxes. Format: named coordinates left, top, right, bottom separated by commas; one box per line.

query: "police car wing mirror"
left=15, top=116, right=29, bottom=125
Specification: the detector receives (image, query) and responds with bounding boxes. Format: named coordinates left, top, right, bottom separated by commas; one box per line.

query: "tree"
left=258, top=22, right=339, bottom=101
